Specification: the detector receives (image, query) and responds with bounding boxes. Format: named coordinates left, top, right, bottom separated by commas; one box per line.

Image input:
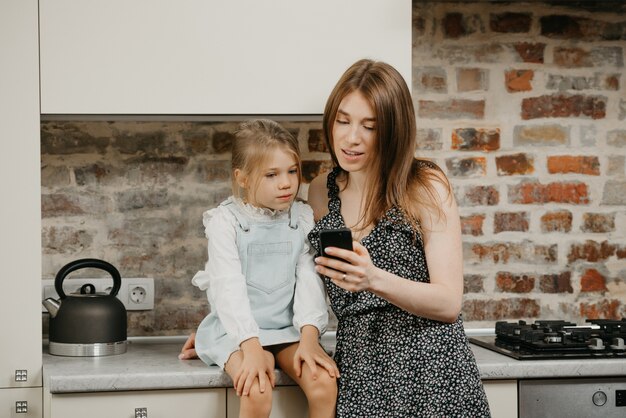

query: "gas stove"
left=469, top=318, right=626, bottom=360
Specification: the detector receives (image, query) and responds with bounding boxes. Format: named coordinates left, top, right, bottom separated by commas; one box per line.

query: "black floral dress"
left=308, top=167, right=491, bottom=418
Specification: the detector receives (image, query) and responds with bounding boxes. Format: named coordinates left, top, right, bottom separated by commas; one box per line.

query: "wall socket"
left=41, top=277, right=154, bottom=312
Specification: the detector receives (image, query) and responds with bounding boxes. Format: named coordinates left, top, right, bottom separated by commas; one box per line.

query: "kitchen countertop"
left=43, top=335, right=626, bottom=394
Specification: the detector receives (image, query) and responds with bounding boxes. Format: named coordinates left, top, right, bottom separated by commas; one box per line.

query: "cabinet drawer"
left=0, top=387, right=42, bottom=418
left=227, top=386, right=308, bottom=418
left=50, top=388, right=225, bottom=418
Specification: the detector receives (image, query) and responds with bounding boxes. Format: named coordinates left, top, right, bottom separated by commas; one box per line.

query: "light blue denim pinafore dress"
left=195, top=199, right=303, bottom=368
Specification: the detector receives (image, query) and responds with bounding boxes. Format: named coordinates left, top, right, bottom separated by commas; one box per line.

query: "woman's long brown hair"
left=323, top=59, right=450, bottom=234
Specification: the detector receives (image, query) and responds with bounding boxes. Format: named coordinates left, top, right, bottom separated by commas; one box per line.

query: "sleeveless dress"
left=308, top=167, right=491, bottom=418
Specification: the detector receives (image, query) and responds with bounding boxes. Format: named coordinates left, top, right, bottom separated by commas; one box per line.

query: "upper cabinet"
left=39, top=0, right=411, bottom=115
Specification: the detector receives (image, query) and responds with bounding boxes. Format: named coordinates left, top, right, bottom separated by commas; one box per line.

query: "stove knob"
left=588, top=337, right=605, bottom=350
left=592, top=391, right=607, bottom=406
left=610, top=337, right=625, bottom=350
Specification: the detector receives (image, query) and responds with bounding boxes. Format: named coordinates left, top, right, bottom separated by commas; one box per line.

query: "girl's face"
left=332, top=90, right=377, bottom=174
left=238, top=147, right=300, bottom=211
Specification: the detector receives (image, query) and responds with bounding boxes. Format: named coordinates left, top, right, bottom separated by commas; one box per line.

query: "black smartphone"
left=319, top=228, right=353, bottom=260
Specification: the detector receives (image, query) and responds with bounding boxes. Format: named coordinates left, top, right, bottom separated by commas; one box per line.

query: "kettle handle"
left=55, top=258, right=122, bottom=299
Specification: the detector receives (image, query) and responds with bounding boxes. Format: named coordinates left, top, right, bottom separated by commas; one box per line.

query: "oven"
left=469, top=319, right=626, bottom=417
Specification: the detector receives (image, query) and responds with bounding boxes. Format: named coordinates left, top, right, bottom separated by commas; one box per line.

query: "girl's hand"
left=178, top=332, right=198, bottom=360
left=235, top=338, right=276, bottom=396
left=315, top=241, right=380, bottom=292
left=293, top=336, right=340, bottom=380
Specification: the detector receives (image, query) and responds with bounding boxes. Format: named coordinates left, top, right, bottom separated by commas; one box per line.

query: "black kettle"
left=42, top=258, right=128, bottom=357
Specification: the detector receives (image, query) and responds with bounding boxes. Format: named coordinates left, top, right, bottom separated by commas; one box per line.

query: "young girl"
left=188, top=119, right=338, bottom=418
left=308, top=60, right=491, bottom=417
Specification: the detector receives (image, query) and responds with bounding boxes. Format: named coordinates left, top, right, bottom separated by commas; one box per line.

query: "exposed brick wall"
left=41, top=1, right=626, bottom=335
left=413, top=1, right=626, bottom=325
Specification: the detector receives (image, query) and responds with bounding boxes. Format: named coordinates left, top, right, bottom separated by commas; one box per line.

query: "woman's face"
left=332, top=90, right=377, bottom=175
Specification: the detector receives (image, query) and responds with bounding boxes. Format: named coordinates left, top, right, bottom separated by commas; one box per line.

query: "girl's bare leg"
left=224, top=350, right=275, bottom=418
left=275, top=343, right=337, bottom=418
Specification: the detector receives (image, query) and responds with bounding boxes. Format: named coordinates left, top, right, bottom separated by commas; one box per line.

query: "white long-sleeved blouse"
left=191, top=198, right=328, bottom=347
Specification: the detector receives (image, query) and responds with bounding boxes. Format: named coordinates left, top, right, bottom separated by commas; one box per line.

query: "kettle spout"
left=42, top=298, right=61, bottom=318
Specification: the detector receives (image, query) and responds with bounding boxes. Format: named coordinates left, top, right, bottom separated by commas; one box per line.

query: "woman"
left=182, top=59, right=490, bottom=417
left=307, top=59, right=490, bottom=417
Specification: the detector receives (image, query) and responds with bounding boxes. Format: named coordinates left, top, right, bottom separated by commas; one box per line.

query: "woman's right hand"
left=178, top=332, right=198, bottom=360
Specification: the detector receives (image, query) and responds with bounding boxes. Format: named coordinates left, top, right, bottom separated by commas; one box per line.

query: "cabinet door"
left=227, top=386, right=308, bottom=418
left=39, top=0, right=411, bottom=115
left=483, top=380, right=518, bottom=418
left=0, top=388, right=42, bottom=418
left=0, top=0, right=42, bottom=390
left=50, top=389, right=225, bottom=418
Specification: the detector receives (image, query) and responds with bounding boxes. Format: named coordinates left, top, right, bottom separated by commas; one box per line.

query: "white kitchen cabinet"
left=39, top=0, right=411, bottom=115
left=0, top=0, right=43, bottom=410
left=48, top=388, right=226, bottom=418
left=0, top=388, right=42, bottom=418
left=483, top=380, right=518, bottom=418
left=226, top=386, right=308, bottom=418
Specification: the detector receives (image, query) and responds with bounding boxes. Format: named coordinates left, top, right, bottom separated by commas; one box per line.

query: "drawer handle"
left=16, top=401, right=28, bottom=413
left=135, top=407, right=148, bottom=418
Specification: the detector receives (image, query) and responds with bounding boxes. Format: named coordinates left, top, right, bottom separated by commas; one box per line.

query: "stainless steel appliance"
left=469, top=319, right=626, bottom=360
left=519, top=377, right=626, bottom=418
left=470, top=319, right=626, bottom=417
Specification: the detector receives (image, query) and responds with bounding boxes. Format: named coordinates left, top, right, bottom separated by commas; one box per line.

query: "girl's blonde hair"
left=323, top=59, right=451, bottom=234
left=231, top=119, right=302, bottom=201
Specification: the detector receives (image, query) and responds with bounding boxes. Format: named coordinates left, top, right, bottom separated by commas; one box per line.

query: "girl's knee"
left=241, top=383, right=273, bottom=414
left=303, top=372, right=338, bottom=403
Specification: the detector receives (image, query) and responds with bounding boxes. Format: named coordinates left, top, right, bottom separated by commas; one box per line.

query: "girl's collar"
left=232, top=196, right=290, bottom=218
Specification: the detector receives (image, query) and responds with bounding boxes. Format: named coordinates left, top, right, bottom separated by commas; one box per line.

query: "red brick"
left=494, top=212, right=529, bottom=233
left=302, top=160, right=333, bottom=184
left=547, top=156, right=600, bottom=175
left=617, top=247, right=626, bottom=259
left=539, top=272, right=573, bottom=293
left=496, top=272, right=535, bottom=293
left=579, top=300, right=621, bottom=320
left=42, top=226, right=94, bottom=255
left=416, top=128, right=443, bottom=151
left=490, top=13, right=532, bottom=33
left=580, top=269, right=607, bottom=292
left=513, top=42, right=545, bottom=63
left=451, top=128, right=500, bottom=151
left=568, top=241, right=616, bottom=263
left=508, top=181, right=590, bottom=204
left=496, top=153, right=534, bottom=175
left=462, top=298, right=540, bottom=321
left=505, top=69, right=533, bottom=92
left=581, top=213, right=615, bottom=233
left=446, top=157, right=486, bottom=177
left=460, top=214, right=485, bottom=236
left=541, top=15, right=626, bottom=41
left=540, top=210, right=573, bottom=233
left=458, top=185, right=499, bottom=206
left=553, top=46, right=623, bottom=68
left=419, top=99, right=485, bottom=119
left=465, top=242, right=557, bottom=264
left=42, top=194, right=85, bottom=217
left=457, top=68, right=488, bottom=92
left=443, top=13, right=483, bottom=39
left=308, top=129, right=327, bottom=153
left=521, top=94, right=607, bottom=120
left=414, top=67, right=447, bottom=93
left=514, top=124, right=569, bottom=146
left=464, top=274, right=485, bottom=293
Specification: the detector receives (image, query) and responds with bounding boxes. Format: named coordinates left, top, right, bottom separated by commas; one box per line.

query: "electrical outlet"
left=41, top=277, right=154, bottom=312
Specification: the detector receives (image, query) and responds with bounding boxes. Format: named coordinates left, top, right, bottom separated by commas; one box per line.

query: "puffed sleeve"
left=191, top=205, right=259, bottom=345
left=292, top=202, right=329, bottom=335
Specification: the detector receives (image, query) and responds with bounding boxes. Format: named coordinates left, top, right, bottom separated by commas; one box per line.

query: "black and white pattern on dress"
left=308, top=166, right=491, bottom=418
